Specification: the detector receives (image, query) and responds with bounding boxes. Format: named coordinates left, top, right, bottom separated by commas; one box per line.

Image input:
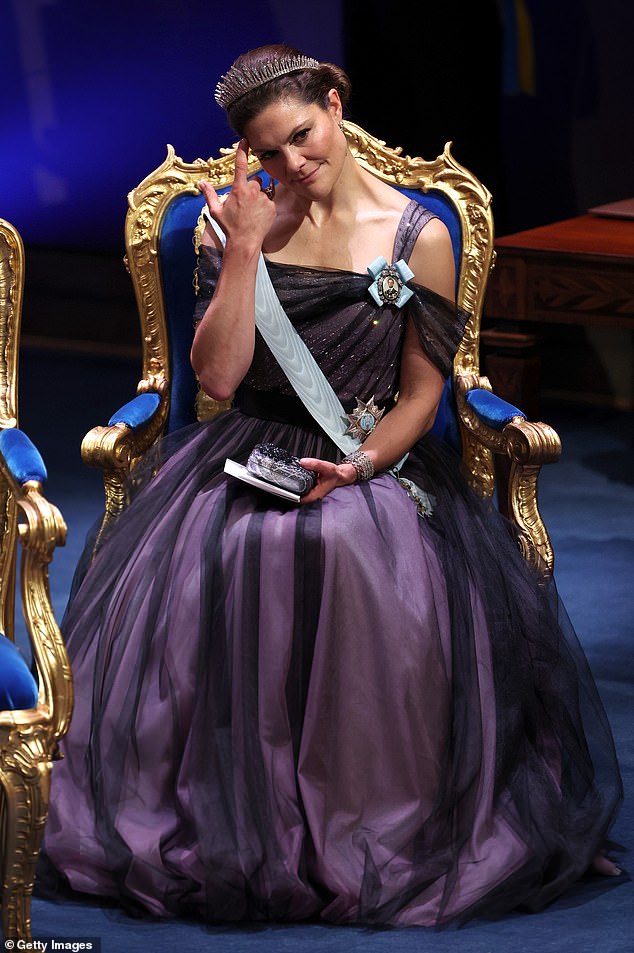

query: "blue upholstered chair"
left=0, top=219, right=72, bottom=941
left=83, top=123, right=561, bottom=571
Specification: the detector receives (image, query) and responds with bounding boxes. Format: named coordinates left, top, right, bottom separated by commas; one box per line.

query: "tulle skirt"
left=41, top=408, right=622, bottom=926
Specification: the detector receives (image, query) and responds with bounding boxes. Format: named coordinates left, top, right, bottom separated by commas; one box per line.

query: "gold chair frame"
left=0, top=219, right=72, bottom=941
left=83, top=122, right=561, bottom=571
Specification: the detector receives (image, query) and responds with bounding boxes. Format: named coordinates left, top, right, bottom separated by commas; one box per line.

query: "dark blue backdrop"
left=2, top=0, right=343, bottom=249
left=4, top=1, right=633, bottom=249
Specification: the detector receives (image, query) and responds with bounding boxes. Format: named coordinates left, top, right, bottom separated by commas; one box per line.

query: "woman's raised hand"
left=198, top=139, right=276, bottom=252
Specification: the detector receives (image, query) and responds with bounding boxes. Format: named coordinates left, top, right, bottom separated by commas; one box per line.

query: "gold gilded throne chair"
left=0, top=219, right=72, bottom=941
left=83, top=122, right=562, bottom=572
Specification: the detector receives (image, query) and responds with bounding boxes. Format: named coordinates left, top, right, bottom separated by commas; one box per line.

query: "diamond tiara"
left=214, top=54, right=321, bottom=110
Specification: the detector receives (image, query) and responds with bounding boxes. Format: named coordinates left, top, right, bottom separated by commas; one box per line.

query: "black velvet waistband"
left=235, top=385, right=394, bottom=432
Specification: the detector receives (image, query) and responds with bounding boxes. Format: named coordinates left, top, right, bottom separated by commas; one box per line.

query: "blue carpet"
left=14, top=352, right=633, bottom=952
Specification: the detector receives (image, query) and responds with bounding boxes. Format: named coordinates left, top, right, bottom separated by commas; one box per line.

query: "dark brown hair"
left=224, top=44, right=352, bottom=136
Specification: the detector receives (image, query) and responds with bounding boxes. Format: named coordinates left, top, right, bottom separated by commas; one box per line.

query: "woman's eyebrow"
left=252, top=119, right=311, bottom=154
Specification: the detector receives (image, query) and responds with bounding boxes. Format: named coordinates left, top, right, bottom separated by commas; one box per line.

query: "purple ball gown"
left=42, top=202, right=622, bottom=926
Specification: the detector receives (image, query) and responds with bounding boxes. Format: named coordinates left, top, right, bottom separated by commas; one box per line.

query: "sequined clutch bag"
left=247, top=443, right=316, bottom=495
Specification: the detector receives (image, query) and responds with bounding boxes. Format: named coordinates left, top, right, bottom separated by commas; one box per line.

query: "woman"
left=42, top=45, right=622, bottom=927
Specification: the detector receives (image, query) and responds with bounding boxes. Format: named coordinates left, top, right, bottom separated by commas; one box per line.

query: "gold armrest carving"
left=195, top=388, right=233, bottom=422
left=0, top=467, right=70, bottom=738
left=0, top=479, right=71, bottom=941
left=454, top=374, right=562, bottom=574
left=12, top=482, right=71, bottom=740
left=0, top=471, right=73, bottom=740
left=454, top=372, right=496, bottom=498
left=504, top=419, right=562, bottom=574
left=81, top=382, right=168, bottom=531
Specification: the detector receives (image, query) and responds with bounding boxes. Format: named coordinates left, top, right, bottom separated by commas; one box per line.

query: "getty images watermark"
left=4, top=940, right=101, bottom=951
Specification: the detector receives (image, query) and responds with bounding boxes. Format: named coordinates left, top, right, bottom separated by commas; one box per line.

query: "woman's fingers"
left=299, top=457, right=326, bottom=473
left=198, top=136, right=250, bottom=215
left=234, top=141, right=274, bottom=199
left=297, top=458, right=357, bottom=504
left=198, top=139, right=275, bottom=246
left=198, top=179, right=223, bottom=217
left=233, top=138, right=250, bottom=187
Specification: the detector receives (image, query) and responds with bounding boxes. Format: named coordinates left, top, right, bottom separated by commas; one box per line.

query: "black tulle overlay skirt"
left=42, top=408, right=623, bottom=926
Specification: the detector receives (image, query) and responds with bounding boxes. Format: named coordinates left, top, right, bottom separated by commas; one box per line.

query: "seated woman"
left=42, top=45, right=623, bottom=927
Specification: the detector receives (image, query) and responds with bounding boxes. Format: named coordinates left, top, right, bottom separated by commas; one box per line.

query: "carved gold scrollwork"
left=81, top=383, right=168, bottom=533
left=504, top=419, right=562, bottom=467
left=0, top=468, right=71, bottom=943
left=93, top=143, right=256, bottom=472
left=80, top=372, right=169, bottom=534
left=0, top=221, right=21, bottom=426
left=125, top=142, right=263, bottom=408
left=0, top=221, right=22, bottom=640
left=504, top=420, right=561, bottom=574
left=1, top=218, right=72, bottom=940
left=453, top=371, right=562, bottom=573
left=453, top=373, right=496, bottom=498
left=0, top=480, right=72, bottom=741
left=1, top=753, right=51, bottom=940
left=0, top=493, right=18, bottom=640
left=196, top=391, right=233, bottom=422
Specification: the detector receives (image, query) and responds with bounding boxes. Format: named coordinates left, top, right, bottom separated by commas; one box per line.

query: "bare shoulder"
left=414, top=216, right=452, bottom=249
left=408, top=217, right=455, bottom=301
left=368, top=173, right=412, bottom=214
left=356, top=175, right=414, bottom=240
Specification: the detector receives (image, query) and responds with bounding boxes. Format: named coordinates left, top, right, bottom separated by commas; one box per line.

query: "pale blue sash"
left=203, top=209, right=434, bottom=516
left=205, top=211, right=359, bottom=455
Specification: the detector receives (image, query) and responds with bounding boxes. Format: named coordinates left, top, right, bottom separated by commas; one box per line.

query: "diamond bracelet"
left=342, top=450, right=375, bottom=482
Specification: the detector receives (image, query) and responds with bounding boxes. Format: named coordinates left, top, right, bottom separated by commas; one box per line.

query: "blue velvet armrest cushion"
left=0, top=428, right=47, bottom=484
left=0, top=633, right=38, bottom=710
left=108, top=392, right=162, bottom=430
left=465, top=388, right=526, bottom=430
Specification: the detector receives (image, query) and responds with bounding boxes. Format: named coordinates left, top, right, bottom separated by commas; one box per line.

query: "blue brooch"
left=367, top=256, right=414, bottom=309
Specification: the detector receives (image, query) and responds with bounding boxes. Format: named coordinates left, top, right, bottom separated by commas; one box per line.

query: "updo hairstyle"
left=225, top=44, right=352, bottom=136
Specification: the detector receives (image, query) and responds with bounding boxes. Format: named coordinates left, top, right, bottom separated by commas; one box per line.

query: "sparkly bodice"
left=194, top=201, right=468, bottom=404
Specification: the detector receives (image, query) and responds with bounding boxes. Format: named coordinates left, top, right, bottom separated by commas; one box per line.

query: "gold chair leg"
left=1, top=747, right=51, bottom=941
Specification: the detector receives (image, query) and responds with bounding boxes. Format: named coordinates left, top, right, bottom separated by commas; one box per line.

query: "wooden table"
left=485, top=213, right=634, bottom=330
left=482, top=213, right=634, bottom=416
